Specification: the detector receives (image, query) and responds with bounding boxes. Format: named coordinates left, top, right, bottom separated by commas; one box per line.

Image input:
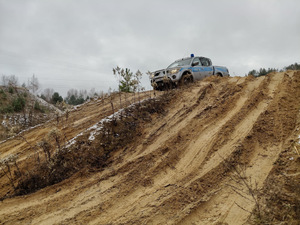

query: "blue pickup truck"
left=150, top=54, right=229, bottom=90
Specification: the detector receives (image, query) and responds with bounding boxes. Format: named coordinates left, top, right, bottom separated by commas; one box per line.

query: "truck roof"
left=174, top=56, right=208, bottom=62
left=174, top=57, right=192, bottom=62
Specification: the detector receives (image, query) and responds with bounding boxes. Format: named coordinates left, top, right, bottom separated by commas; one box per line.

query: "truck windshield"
left=167, top=58, right=192, bottom=68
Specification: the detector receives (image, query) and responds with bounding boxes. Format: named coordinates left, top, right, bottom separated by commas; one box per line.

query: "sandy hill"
left=0, top=71, right=299, bottom=225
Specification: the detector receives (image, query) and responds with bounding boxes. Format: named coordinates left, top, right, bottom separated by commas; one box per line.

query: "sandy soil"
left=0, top=71, right=299, bottom=225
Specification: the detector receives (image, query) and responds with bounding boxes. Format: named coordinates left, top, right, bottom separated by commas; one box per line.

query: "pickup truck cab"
left=150, top=55, right=229, bottom=90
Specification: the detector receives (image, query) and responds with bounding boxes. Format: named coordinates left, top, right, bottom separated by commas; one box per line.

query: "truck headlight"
left=170, top=68, right=180, bottom=74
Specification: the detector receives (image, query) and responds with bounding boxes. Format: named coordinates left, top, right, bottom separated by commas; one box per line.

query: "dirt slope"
left=0, top=71, right=299, bottom=224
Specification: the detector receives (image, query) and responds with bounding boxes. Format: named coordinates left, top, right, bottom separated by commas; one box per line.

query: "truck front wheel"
left=179, top=73, right=193, bottom=86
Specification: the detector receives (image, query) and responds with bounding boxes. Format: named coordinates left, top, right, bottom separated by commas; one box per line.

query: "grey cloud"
left=0, top=0, right=299, bottom=96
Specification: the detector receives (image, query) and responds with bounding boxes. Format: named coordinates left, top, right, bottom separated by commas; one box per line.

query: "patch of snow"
left=1, top=96, right=154, bottom=149
left=72, top=100, right=88, bottom=110
left=0, top=123, right=45, bottom=145
left=65, top=98, right=152, bottom=148
left=65, top=131, right=85, bottom=148
left=33, top=95, right=62, bottom=114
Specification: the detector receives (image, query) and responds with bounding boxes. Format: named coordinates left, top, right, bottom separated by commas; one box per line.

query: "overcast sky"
left=0, top=0, right=299, bottom=97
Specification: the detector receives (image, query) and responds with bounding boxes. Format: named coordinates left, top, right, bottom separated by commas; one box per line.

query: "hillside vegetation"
left=0, top=86, right=60, bottom=141
left=0, top=71, right=299, bottom=224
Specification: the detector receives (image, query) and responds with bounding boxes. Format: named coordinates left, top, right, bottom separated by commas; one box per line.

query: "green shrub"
left=7, top=105, right=14, bottom=113
left=8, top=86, right=14, bottom=94
left=2, top=92, right=7, bottom=99
left=0, top=89, right=7, bottom=99
left=12, top=97, right=26, bottom=112
left=51, top=92, right=63, bottom=104
left=34, top=101, right=44, bottom=112
left=0, top=93, right=7, bottom=101
left=0, top=105, right=13, bottom=113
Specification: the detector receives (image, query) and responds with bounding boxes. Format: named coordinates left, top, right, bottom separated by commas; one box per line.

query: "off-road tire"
left=179, top=73, right=193, bottom=86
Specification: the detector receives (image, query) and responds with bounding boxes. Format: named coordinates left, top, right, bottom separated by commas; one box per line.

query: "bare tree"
left=28, top=74, right=39, bottom=94
left=134, top=70, right=144, bottom=92
left=1, top=75, right=8, bottom=86
left=66, top=89, right=87, bottom=105
left=89, top=88, right=99, bottom=97
left=67, top=89, right=78, bottom=99
left=134, top=70, right=143, bottom=104
left=1, top=75, right=20, bottom=87
left=42, top=88, right=54, bottom=102
left=7, top=75, right=19, bottom=87
left=79, top=89, right=88, bottom=100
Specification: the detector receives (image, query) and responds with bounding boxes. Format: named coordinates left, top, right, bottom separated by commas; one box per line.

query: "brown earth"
left=0, top=71, right=299, bottom=224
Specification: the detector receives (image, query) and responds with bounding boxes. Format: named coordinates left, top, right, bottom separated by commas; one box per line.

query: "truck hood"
left=152, top=69, right=166, bottom=79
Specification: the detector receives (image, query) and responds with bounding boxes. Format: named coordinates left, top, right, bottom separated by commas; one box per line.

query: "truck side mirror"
left=192, top=61, right=199, bottom=66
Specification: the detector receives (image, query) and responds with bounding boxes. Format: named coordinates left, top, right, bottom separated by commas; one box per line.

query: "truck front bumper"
left=151, top=76, right=178, bottom=90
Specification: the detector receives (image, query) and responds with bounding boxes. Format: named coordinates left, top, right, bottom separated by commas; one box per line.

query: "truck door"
left=200, top=57, right=214, bottom=77
left=190, top=57, right=202, bottom=80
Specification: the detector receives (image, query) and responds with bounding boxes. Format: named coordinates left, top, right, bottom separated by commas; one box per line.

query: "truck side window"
left=192, top=58, right=200, bottom=66
left=200, top=58, right=210, bottom=66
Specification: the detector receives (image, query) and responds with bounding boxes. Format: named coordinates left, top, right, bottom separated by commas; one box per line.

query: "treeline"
left=64, top=89, right=90, bottom=105
left=248, top=62, right=300, bottom=77
left=0, top=75, right=103, bottom=107
left=40, top=88, right=103, bottom=106
left=1, top=66, right=145, bottom=107
left=1, top=74, right=39, bottom=93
